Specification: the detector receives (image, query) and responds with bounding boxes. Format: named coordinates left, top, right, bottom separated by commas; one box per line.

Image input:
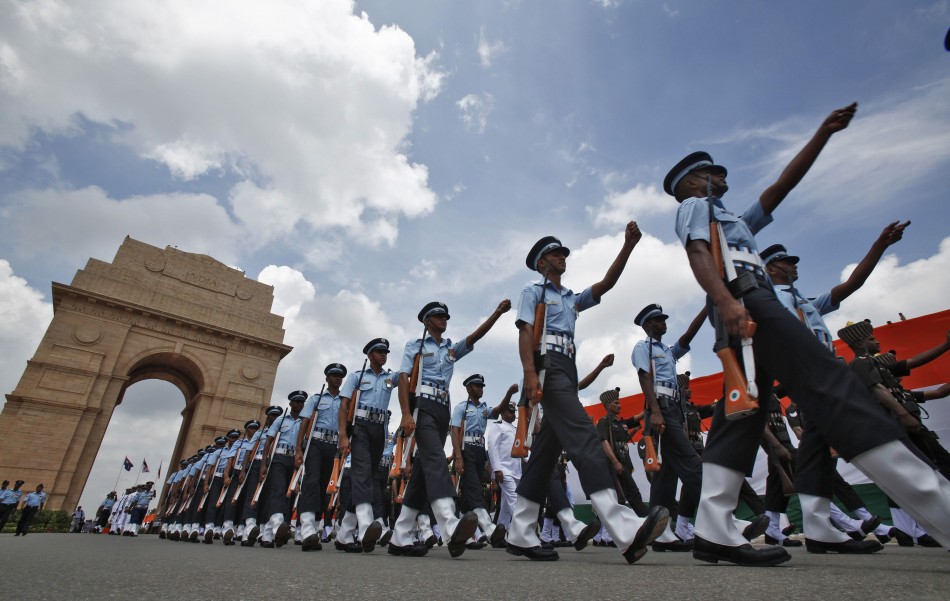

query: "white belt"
left=463, top=435, right=485, bottom=446
left=274, top=447, right=295, bottom=456
left=655, top=385, right=677, bottom=398
left=543, top=333, right=575, bottom=358
left=311, top=431, right=339, bottom=442
left=355, top=406, right=386, bottom=423
left=416, top=384, right=448, bottom=404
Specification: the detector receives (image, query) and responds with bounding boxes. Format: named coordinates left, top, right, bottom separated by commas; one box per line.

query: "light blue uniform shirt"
left=382, top=435, right=396, bottom=459
left=773, top=285, right=838, bottom=352
left=205, top=447, right=225, bottom=476
left=236, top=432, right=262, bottom=465
left=101, top=497, right=115, bottom=510
left=188, top=458, right=205, bottom=478
left=632, top=338, right=689, bottom=389
left=450, top=400, right=492, bottom=437
left=300, top=391, right=342, bottom=432
left=515, top=280, right=599, bottom=341
left=0, top=489, right=15, bottom=504
left=267, top=414, right=304, bottom=452
left=23, top=491, right=46, bottom=508
left=341, top=367, right=398, bottom=413
left=675, top=196, right=774, bottom=275
left=134, top=490, right=154, bottom=508
left=398, top=335, right=472, bottom=387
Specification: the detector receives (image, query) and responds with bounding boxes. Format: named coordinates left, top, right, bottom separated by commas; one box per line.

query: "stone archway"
left=0, top=237, right=292, bottom=511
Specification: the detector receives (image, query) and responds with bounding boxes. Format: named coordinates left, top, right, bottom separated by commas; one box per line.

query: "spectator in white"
left=486, top=389, right=521, bottom=537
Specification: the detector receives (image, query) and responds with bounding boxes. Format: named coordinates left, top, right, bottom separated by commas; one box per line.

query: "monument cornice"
left=52, top=282, right=293, bottom=361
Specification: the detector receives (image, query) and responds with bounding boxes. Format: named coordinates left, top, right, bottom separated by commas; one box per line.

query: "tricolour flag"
left=142, top=459, right=150, bottom=473
left=123, top=456, right=133, bottom=471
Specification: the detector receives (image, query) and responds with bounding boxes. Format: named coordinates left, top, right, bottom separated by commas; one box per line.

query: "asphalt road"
left=1, top=534, right=948, bottom=600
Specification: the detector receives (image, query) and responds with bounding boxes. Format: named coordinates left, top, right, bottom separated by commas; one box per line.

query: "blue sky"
left=1, top=0, right=948, bottom=510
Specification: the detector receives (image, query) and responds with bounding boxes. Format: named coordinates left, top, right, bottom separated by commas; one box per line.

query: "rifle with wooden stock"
left=346, top=358, right=370, bottom=431
left=513, top=273, right=549, bottom=457
left=230, top=430, right=265, bottom=505
left=708, top=187, right=759, bottom=420
left=252, top=410, right=286, bottom=507
left=642, top=341, right=662, bottom=473
left=452, top=400, right=470, bottom=495
left=288, top=385, right=324, bottom=497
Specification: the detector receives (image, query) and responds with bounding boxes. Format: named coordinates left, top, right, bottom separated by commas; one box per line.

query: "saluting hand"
left=599, top=354, right=615, bottom=369
left=495, top=299, right=512, bottom=314
left=878, top=220, right=910, bottom=247
left=624, top=221, right=642, bottom=246
left=820, top=102, right=858, bottom=135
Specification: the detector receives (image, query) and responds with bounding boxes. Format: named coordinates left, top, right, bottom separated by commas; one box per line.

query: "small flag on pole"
left=123, top=456, right=133, bottom=471
left=142, top=459, right=150, bottom=473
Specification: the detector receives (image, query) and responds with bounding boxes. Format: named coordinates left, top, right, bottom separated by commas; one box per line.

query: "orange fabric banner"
left=586, top=309, right=950, bottom=437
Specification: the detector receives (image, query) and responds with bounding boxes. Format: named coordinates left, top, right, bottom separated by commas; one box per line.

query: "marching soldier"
left=665, top=103, right=950, bottom=565
left=336, top=340, right=397, bottom=553
left=219, top=420, right=260, bottom=544
left=507, top=228, right=669, bottom=564
left=632, top=304, right=713, bottom=551
left=94, top=490, right=116, bottom=534
left=258, top=391, right=307, bottom=548
left=200, top=435, right=229, bottom=543
left=241, top=408, right=281, bottom=546
left=388, top=299, right=511, bottom=558
left=296, top=365, right=347, bottom=551
left=128, top=482, right=154, bottom=536
left=450, top=374, right=516, bottom=548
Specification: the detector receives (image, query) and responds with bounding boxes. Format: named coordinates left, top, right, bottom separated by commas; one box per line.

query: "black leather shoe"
left=240, top=537, right=256, bottom=547
left=447, top=512, right=479, bottom=558
left=693, top=537, right=791, bottom=566
left=860, top=517, right=882, bottom=536
left=489, top=524, right=507, bottom=547
left=223, top=529, right=235, bottom=546
left=652, top=538, right=695, bottom=552
left=622, top=505, right=669, bottom=564
left=342, top=542, right=363, bottom=553
left=764, top=534, right=803, bottom=547
left=379, top=530, right=393, bottom=546
left=917, top=534, right=941, bottom=547
left=805, top=538, right=883, bottom=554
left=573, top=519, right=601, bottom=551
left=334, top=540, right=348, bottom=551
left=362, top=522, right=383, bottom=553
left=423, top=534, right=438, bottom=549
left=246, top=526, right=259, bottom=544
left=259, top=541, right=275, bottom=548
left=742, top=515, right=770, bottom=541
left=782, top=524, right=797, bottom=537
left=274, top=523, right=291, bottom=548
left=159, top=531, right=167, bottom=539
left=465, top=540, right=487, bottom=550
left=891, top=528, right=914, bottom=547
left=302, top=534, right=323, bottom=551
left=294, top=539, right=302, bottom=545
left=506, top=543, right=559, bottom=561
left=388, top=542, right=428, bottom=557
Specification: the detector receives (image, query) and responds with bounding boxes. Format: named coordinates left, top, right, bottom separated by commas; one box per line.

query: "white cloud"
left=1, top=186, right=244, bottom=267
left=0, top=0, right=445, bottom=248
left=825, top=237, right=950, bottom=334
left=587, top=183, right=675, bottom=227
left=592, top=0, right=623, bottom=8
left=476, top=27, right=507, bottom=68
left=457, top=93, right=495, bottom=134
left=0, top=259, right=53, bottom=411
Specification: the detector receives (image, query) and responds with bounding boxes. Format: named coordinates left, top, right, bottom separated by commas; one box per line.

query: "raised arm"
left=465, top=299, right=512, bottom=348
left=830, top=221, right=909, bottom=305
left=590, top=222, right=642, bottom=300
left=678, top=306, right=709, bottom=349
left=579, top=354, right=614, bottom=391
left=759, top=103, right=857, bottom=214
left=491, top=383, right=519, bottom=418
left=906, top=331, right=950, bottom=370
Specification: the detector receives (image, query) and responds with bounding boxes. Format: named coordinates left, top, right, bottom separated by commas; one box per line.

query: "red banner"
left=586, top=309, right=950, bottom=436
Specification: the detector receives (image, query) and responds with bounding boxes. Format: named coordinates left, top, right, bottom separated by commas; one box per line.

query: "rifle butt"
left=326, top=457, right=342, bottom=494
left=716, top=347, right=759, bottom=420
left=643, top=436, right=661, bottom=472
left=511, top=405, right=530, bottom=458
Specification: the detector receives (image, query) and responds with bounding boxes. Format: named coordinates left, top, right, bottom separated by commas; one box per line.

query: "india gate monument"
left=0, top=237, right=293, bottom=511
